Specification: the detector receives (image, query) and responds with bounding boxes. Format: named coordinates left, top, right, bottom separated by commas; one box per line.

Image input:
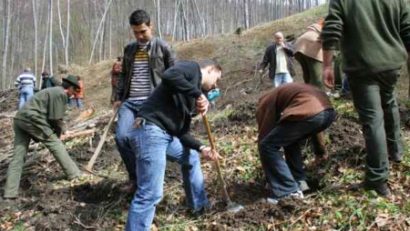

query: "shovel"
left=202, top=114, right=244, bottom=213
left=83, top=108, right=119, bottom=173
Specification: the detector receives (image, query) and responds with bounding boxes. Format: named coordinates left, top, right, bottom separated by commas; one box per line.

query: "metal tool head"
left=226, top=202, right=244, bottom=213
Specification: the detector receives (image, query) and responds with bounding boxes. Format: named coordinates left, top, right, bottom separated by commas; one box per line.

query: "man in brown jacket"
left=256, top=83, right=335, bottom=204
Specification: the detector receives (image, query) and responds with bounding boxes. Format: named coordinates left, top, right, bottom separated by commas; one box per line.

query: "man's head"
left=129, top=9, right=153, bottom=44
left=24, top=67, right=31, bottom=73
left=117, top=56, right=122, bottom=62
left=199, top=60, right=222, bottom=92
left=62, top=75, right=80, bottom=97
left=273, top=32, right=284, bottom=45
left=41, top=71, right=49, bottom=78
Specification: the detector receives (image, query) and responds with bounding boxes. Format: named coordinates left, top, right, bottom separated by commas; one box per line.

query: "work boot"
left=389, top=152, right=403, bottom=163
left=266, top=190, right=304, bottom=205
left=119, top=180, right=136, bottom=194
left=363, top=181, right=391, bottom=197
left=190, top=203, right=212, bottom=218
left=298, top=180, right=310, bottom=192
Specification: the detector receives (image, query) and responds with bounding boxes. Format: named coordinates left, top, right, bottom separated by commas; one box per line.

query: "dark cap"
left=62, top=75, right=80, bottom=88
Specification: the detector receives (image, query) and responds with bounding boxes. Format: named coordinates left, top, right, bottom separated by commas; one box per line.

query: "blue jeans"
left=273, top=73, right=293, bottom=87
left=126, top=123, right=209, bottom=231
left=70, top=98, right=84, bottom=109
left=115, top=100, right=143, bottom=181
left=259, top=109, right=336, bottom=198
left=18, top=86, right=34, bottom=109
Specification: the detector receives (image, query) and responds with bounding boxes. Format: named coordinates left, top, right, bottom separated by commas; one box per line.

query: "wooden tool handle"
left=202, top=115, right=232, bottom=203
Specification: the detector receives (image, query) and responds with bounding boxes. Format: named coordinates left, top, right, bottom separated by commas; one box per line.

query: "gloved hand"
left=207, top=88, right=221, bottom=102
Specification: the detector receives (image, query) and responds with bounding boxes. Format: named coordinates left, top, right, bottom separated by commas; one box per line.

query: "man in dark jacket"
left=112, top=9, right=175, bottom=190
left=322, top=0, right=410, bottom=196
left=4, top=76, right=83, bottom=199
left=125, top=60, right=222, bottom=231
left=259, top=31, right=296, bottom=87
left=40, top=71, right=59, bottom=90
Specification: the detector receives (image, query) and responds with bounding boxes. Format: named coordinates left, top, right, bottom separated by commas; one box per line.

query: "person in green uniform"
left=3, top=75, right=83, bottom=199
left=321, top=0, right=410, bottom=197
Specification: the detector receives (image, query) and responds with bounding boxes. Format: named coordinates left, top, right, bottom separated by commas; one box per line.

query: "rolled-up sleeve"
left=321, top=0, right=344, bottom=50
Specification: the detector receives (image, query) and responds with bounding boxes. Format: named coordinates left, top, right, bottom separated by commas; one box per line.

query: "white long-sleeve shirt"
left=15, top=72, right=36, bottom=89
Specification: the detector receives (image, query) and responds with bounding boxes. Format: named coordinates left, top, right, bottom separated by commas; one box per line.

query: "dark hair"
left=117, top=56, right=122, bottom=61
left=129, top=9, right=150, bottom=26
left=62, top=81, right=71, bottom=90
left=197, top=59, right=222, bottom=72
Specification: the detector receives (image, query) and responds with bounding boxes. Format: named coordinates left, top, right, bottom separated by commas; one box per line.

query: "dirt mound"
left=0, top=89, right=18, bottom=113
left=227, top=101, right=257, bottom=123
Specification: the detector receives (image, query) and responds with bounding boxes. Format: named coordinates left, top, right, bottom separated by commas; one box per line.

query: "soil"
left=1, top=84, right=409, bottom=230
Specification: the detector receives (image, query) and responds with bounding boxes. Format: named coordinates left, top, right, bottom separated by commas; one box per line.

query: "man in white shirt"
left=259, top=32, right=295, bottom=87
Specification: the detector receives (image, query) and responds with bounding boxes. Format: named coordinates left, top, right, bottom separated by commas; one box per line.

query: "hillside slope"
left=1, top=5, right=410, bottom=231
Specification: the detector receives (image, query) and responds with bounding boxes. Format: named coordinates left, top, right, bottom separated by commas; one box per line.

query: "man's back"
left=322, top=0, right=410, bottom=75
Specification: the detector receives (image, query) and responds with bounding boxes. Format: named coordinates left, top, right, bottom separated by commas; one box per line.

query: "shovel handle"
left=85, top=109, right=119, bottom=172
left=202, top=115, right=232, bottom=203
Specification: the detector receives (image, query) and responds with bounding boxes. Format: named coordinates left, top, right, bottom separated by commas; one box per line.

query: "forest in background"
left=0, top=0, right=327, bottom=90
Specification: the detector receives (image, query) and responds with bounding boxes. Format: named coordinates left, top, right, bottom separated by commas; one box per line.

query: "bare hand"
left=196, top=94, right=209, bottom=115
left=112, top=101, right=122, bottom=110
left=323, top=66, right=335, bottom=89
left=60, top=131, right=73, bottom=141
left=201, top=146, right=221, bottom=161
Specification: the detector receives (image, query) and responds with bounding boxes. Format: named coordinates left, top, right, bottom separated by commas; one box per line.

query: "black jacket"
left=116, top=37, right=176, bottom=101
left=260, top=42, right=296, bottom=78
left=138, top=61, right=203, bottom=151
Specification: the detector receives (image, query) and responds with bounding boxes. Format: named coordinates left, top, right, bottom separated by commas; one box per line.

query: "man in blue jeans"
left=126, top=60, right=222, bottom=231
left=14, top=68, right=36, bottom=109
left=112, top=9, right=175, bottom=192
left=256, top=83, right=335, bottom=204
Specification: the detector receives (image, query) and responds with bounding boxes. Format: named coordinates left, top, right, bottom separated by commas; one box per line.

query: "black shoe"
left=190, top=204, right=212, bottom=218
left=363, top=181, right=391, bottom=197
left=389, top=152, right=403, bottom=163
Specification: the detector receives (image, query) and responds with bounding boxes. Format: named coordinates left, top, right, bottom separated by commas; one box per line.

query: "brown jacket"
left=294, top=23, right=323, bottom=62
left=256, top=83, right=332, bottom=142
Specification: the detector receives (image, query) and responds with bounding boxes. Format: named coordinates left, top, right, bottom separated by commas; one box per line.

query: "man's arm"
left=323, top=50, right=335, bottom=89
left=400, top=0, right=410, bottom=51
left=49, top=119, right=65, bottom=137
left=259, top=47, right=271, bottom=71
left=179, top=132, right=202, bottom=151
left=161, top=68, right=202, bottom=98
left=321, top=0, right=344, bottom=51
left=162, top=42, right=176, bottom=69
left=283, top=42, right=295, bottom=56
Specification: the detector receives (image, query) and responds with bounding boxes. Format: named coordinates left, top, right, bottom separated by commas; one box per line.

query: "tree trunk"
left=1, top=0, right=11, bottom=90
left=243, top=0, right=250, bottom=29
left=65, top=0, right=70, bottom=66
left=32, top=0, right=38, bottom=82
left=41, top=0, right=50, bottom=87
left=57, top=0, right=68, bottom=66
left=89, top=0, right=113, bottom=64
left=408, top=58, right=410, bottom=99
left=172, top=0, right=179, bottom=41
left=49, top=0, right=53, bottom=74
left=154, top=0, right=162, bottom=38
